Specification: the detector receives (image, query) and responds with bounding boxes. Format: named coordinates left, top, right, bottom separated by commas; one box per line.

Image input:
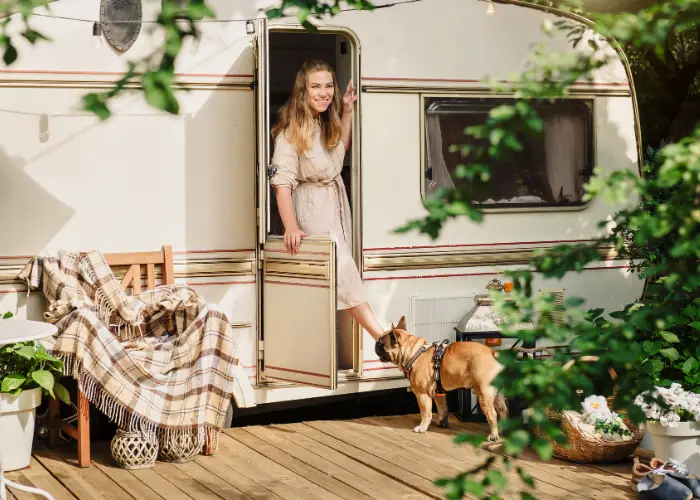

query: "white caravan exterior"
left=0, top=0, right=643, bottom=408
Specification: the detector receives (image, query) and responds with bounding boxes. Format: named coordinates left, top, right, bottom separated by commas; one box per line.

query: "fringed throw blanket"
left=18, top=250, right=255, bottom=451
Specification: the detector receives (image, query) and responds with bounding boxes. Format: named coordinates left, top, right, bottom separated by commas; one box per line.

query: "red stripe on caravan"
left=265, top=366, right=331, bottom=379
left=0, top=69, right=254, bottom=78
left=364, top=265, right=631, bottom=281
left=362, top=76, right=629, bottom=86
left=363, top=366, right=400, bottom=372
left=364, top=239, right=596, bottom=251
left=187, top=280, right=256, bottom=286
left=264, top=280, right=329, bottom=289
left=264, top=376, right=331, bottom=389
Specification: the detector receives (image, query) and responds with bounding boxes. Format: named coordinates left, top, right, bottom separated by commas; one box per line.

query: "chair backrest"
left=104, top=245, right=174, bottom=293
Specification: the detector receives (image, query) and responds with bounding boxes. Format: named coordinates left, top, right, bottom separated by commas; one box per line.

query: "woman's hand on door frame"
left=342, top=79, right=357, bottom=116
left=284, top=227, right=307, bottom=255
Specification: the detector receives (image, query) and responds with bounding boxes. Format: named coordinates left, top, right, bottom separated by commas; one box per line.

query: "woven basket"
left=158, top=433, right=204, bottom=463
left=110, top=429, right=158, bottom=469
left=535, top=366, right=645, bottom=464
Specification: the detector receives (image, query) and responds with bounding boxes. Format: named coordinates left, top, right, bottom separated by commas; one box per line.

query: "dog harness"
left=402, top=339, right=451, bottom=394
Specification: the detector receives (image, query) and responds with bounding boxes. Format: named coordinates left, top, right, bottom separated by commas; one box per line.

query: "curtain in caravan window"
left=426, top=114, right=455, bottom=195
left=543, top=110, right=585, bottom=202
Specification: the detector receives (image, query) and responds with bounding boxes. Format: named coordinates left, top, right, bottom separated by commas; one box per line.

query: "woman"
left=270, top=59, right=385, bottom=341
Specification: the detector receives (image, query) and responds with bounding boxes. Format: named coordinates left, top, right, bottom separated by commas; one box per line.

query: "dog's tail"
left=494, top=392, right=508, bottom=420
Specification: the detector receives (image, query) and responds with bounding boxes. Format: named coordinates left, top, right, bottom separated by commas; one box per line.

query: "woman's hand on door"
left=284, top=227, right=307, bottom=255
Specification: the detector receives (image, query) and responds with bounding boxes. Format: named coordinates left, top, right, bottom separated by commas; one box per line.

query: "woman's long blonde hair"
left=272, top=59, right=343, bottom=153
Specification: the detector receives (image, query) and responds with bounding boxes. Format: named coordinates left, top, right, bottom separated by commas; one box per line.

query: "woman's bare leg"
left=347, top=302, right=385, bottom=341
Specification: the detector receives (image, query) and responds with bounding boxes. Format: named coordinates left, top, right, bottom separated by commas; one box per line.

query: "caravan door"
left=262, top=237, right=338, bottom=389
left=254, top=22, right=339, bottom=390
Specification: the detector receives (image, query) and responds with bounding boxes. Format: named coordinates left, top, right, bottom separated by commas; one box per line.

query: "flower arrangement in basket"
left=535, top=366, right=645, bottom=463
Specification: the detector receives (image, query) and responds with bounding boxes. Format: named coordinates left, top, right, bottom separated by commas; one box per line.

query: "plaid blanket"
left=18, top=250, right=255, bottom=452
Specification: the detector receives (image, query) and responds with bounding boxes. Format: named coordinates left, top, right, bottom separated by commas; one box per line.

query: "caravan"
left=0, top=0, right=643, bottom=409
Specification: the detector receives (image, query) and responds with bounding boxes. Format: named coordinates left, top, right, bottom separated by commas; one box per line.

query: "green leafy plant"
left=0, top=312, right=70, bottom=405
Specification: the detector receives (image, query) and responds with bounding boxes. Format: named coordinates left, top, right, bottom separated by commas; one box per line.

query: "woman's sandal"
left=648, top=458, right=700, bottom=498
left=637, top=473, right=693, bottom=500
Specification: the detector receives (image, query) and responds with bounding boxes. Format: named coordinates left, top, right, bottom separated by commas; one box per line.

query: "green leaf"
left=15, top=346, right=36, bottom=359
left=1, top=373, right=26, bottom=393
left=453, top=433, right=486, bottom=447
left=2, top=312, right=13, bottom=319
left=464, top=481, right=486, bottom=496
left=660, top=331, right=680, bottom=343
left=82, top=93, right=111, bottom=120
left=486, top=469, right=507, bottom=490
left=690, top=322, right=700, bottom=331
left=3, top=41, right=18, bottom=65
left=521, top=493, right=537, bottom=500
left=517, top=467, right=535, bottom=487
left=532, top=438, right=553, bottom=461
left=31, top=370, right=55, bottom=392
left=660, top=348, right=680, bottom=361
left=53, top=382, right=71, bottom=405
left=682, top=358, right=699, bottom=375
left=504, top=430, right=530, bottom=455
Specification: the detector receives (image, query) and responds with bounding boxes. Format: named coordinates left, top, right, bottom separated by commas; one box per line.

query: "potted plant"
left=0, top=312, right=70, bottom=471
left=635, top=383, right=700, bottom=475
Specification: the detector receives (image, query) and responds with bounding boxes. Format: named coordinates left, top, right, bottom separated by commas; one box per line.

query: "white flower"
left=635, top=383, right=700, bottom=428
left=582, top=395, right=610, bottom=418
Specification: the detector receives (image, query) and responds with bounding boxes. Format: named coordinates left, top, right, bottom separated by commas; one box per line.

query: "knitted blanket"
left=18, top=250, right=255, bottom=451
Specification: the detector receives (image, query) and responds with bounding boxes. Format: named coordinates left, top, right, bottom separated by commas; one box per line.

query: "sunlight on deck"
left=5, top=415, right=638, bottom=500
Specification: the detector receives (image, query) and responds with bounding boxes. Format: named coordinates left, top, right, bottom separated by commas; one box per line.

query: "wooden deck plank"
left=7, top=457, right=76, bottom=500
left=263, top=423, right=433, bottom=500
left=152, top=463, right=225, bottom=500
left=376, top=415, right=597, bottom=500
left=31, top=445, right=111, bottom=500
left=307, top=420, right=463, bottom=479
left=194, top=454, right=285, bottom=500
left=219, top=431, right=347, bottom=500
left=285, top=423, right=438, bottom=500
left=172, top=461, right=253, bottom=500
left=230, top=427, right=373, bottom=500
left=456, top=420, right=636, bottom=495
left=308, top=419, right=541, bottom=500
left=128, top=468, right=193, bottom=500
left=246, top=425, right=386, bottom=500
left=89, top=444, right=165, bottom=500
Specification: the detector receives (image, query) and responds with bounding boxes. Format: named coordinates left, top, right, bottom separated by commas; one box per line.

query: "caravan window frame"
left=418, top=93, right=597, bottom=213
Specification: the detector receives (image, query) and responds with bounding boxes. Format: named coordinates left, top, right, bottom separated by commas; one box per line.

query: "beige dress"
left=270, top=121, right=366, bottom=310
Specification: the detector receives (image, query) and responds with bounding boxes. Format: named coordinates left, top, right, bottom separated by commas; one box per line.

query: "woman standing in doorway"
left=270, top=59, right=385, bottom=341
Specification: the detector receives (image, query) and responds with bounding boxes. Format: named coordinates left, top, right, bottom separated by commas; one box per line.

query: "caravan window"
left=423, top=97, right=594, bottom=208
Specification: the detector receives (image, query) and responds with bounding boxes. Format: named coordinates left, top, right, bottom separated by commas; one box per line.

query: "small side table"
left=0, top=319, right=58, bottom=500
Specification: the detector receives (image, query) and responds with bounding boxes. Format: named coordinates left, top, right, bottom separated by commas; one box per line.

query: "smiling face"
left=306, top=70, right=334, bottom=116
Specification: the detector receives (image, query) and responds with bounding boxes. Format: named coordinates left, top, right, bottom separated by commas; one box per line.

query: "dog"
left=375, top=316, right=508, bottom=440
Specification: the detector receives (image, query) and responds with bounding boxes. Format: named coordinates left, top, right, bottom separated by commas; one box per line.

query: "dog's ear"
left=396, top=316, right=407, bottom=330
left=390, top=323, right=398, bottom=345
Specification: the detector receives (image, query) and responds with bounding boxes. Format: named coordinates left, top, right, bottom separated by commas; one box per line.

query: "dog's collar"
left=401, top=339, right=429, bottom=378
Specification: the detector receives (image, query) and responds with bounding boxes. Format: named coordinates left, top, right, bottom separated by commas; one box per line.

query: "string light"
left=92, top=22, right=103, bottom=49
left=486, top=1, right=495, bottom=15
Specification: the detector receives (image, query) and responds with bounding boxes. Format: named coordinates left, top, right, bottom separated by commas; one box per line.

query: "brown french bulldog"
left=375, top=316, right=508, bottom=440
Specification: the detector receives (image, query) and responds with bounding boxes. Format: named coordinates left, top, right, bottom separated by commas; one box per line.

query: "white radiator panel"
left=409, top=295, right=474, bottom=344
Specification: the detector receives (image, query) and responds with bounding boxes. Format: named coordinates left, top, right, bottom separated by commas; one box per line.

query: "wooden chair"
left=48, top=246, right=176, bottom=467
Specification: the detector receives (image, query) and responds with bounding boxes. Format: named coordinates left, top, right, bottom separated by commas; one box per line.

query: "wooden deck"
left=5, top=415, right=639, bottom=500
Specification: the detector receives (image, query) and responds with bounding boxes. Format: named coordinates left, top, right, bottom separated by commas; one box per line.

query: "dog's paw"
left=488, top=433, right=500, bottom=442
left=438, top=418, right=449, bottom=429
left=413, top=425, right=428, bottom=433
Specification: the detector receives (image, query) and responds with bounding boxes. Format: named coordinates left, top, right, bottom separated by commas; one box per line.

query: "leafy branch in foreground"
left=395, top=0, right=700, bottom=497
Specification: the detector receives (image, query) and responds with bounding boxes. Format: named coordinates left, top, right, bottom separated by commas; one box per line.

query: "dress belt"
left=298, top=176, right=350, bottom=245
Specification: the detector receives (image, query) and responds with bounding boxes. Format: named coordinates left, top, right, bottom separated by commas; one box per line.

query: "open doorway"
left=267, top=30, right=358, bottom=372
